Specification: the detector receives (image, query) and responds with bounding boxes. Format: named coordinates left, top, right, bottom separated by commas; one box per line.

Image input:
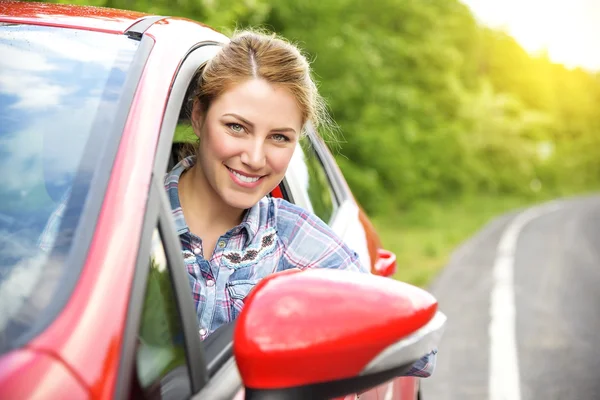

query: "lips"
left=226, top=166, right=265, bottom=188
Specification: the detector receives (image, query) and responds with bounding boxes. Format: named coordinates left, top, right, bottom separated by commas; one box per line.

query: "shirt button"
left=206, top=279, right=215, bottom=287
left=218, top=240, right=226, bottom=248
left=193, top=247, right=201, bottom=255
left=199, top=328, right=207, bottom=337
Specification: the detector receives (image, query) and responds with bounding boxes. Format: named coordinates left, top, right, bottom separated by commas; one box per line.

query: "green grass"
left=372, top=193, right=567, bottom=288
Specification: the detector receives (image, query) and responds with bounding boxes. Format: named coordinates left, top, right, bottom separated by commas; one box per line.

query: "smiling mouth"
left=226, top=167, right=263, bottom=184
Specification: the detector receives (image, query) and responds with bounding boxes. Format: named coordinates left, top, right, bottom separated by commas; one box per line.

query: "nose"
left=240, top=138, right=266, bottom=170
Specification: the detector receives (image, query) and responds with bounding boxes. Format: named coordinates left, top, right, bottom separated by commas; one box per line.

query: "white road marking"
left=489, top=202, right=561, bottom=400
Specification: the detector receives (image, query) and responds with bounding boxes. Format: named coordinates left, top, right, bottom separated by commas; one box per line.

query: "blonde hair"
left=195, top=29, right=332, bottom=135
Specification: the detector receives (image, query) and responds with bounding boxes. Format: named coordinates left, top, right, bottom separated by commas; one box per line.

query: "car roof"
left=0, top=0, right=152, bottom=34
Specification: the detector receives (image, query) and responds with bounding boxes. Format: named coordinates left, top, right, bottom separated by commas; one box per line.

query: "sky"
left=460, top=0, right=600, bottom=71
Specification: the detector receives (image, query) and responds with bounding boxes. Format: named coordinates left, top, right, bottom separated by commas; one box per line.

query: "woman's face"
left=191, top=78, right=303, bottom=210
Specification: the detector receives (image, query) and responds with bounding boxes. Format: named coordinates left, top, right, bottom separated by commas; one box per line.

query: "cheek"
left=202, top=127, right=241, bottom=162
left=267, top=147, right=295, bottom=175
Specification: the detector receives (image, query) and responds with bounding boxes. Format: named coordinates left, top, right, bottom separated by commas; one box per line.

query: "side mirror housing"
left=374, top=249, right=397, bottom=277
left=234, top=269, right=445, bottom=400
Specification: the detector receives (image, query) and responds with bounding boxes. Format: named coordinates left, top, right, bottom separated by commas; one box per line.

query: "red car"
left=0, top=2, right=445, bottom=399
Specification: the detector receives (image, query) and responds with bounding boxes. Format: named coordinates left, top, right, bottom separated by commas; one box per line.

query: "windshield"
left=0, top=23, right=139, bottom=351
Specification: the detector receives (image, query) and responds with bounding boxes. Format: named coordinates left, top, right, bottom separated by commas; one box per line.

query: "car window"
left=299, top=136, right=338, bottom=223
left=0, top=24, right=139, bottom=352
left=133, top=228, right=191, bottom=399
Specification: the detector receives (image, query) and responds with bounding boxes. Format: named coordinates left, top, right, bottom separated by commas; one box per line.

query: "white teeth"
left=231, top=169, right=260, bottom=183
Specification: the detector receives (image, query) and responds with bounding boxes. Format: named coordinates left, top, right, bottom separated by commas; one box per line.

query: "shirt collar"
left=165, top=155, right=261, bottom=242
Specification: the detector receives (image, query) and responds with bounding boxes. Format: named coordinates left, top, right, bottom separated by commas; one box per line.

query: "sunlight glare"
left=460, top=0, right=600, bottom=70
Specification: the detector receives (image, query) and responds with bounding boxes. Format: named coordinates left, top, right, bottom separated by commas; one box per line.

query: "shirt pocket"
left=226, top=279, right=259, bottom=320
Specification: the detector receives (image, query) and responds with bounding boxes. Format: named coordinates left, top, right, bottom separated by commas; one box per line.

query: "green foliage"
left=35, top=0, right=600, bottom=216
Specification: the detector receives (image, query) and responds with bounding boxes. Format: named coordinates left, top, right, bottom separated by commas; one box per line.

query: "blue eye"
left=227, top=123, right=244, bottom=133
left=272, top=134, right=290, bottom=143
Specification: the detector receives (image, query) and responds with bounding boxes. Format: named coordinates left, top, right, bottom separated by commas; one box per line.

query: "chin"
left=222, top=192, right=263, bottom=210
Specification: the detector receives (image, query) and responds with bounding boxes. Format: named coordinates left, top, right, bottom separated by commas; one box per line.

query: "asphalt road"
left=421, top=195, right=600, bottom=400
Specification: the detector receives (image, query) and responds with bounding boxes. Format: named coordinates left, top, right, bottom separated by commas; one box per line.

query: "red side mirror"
left=374, top=249, right=397, bottom=277
left=234, top=269, right=442, bottom=394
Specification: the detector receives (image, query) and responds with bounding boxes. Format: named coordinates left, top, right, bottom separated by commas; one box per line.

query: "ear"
left=191, top=98, right=205, bottom=139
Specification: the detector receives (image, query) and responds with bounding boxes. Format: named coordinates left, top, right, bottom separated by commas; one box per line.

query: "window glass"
left=299, top=137, right=338, bottom=223
left=135, top=228, right=190, bottom=397
left=0, top=23, right=139, bottom=352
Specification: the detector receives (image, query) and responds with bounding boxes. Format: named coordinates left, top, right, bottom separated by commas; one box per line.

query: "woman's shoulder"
left=267, top=197, right=316, bottom=224
left=266, top=196, right=366, bottom=272
left=265, top=196, right=330, bottom=239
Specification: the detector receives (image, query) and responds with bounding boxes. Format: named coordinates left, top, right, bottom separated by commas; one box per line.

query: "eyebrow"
left=222, top=113, right=297, bottom=134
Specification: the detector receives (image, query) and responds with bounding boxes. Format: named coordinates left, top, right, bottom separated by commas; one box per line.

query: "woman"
left=167, top=30, right=436, bottom=377
left=168, top=31, right=367, bottom=338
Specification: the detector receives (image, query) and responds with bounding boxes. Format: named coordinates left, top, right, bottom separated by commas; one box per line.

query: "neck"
left=179, top=163, right=245, bottom=235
